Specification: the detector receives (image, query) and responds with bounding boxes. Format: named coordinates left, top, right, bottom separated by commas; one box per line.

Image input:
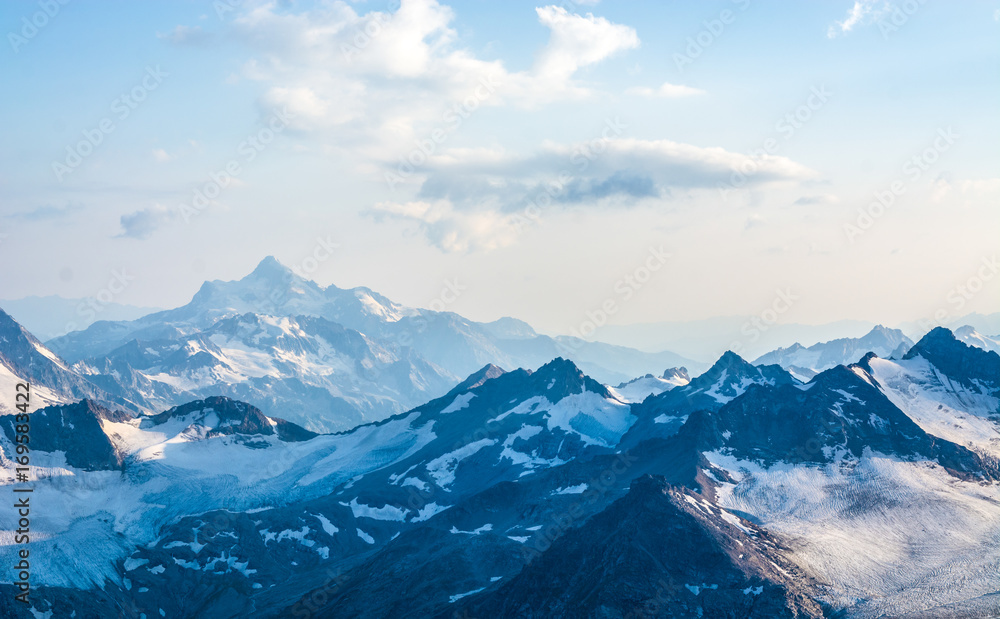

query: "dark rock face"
left=663, top=366, right=690, bottom=382
left=148, top=396, right=317, bottom=442
left=642, top=351, right=795, bottom=418
left=904, top=326, right=1000, bottom=393
left=623, top=351, right=796, bottom=444
left=697, top=363, right=997, bottom=479
left=0, top=400, right=127, bottom=471
left=454, top=475, right=825, bottom=619
left=0, top=308, right=138, bottom=413
left=4, top=335, right=1000, bottom=619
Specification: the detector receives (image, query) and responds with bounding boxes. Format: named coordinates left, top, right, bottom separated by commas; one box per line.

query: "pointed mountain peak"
left=448, top=363, right=507, bottom=396
left=0, top=306, right=39, bottom=344
left=669, top=350, right=796, bottom=406
left=532, top=357, right=611, bottom=398
left=905, top=326, right=960, bottom=358
left=856, top=351, right=880, bottom=370
left=904, top=326, right=1000, bottom=392
left=247, top=255, right=297, bottom=282
left=860, top=324, right=911, bottom=345
left=536, top=356, right=581, bottom=374
left=707, top=350, right=752, bottom=374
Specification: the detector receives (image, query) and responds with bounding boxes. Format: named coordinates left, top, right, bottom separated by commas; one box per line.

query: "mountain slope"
left=3, top=328, right=1000, bottom=618
left=621, top=351, right=796, bottom=445
left=47, top=257, right=698, bottom=387
left=0, top=307, right=138, bottom=414
left=954, top=324, right=1000, bottom=354
left=72, top=312, right=458, bottom=432
left=609, top=366, right=690, bottom=403
left=752, top=325, right=913, bottom=379
left=454, top=475, right=826, bottom=619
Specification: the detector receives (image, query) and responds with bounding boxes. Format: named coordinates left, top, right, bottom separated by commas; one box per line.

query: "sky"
left=1, top=0, right=998, bottom=341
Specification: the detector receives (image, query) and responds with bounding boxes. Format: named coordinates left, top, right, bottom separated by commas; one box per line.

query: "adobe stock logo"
left=844, top=127, right=957, bottom=244
left=7, top=0, right=71, bottom=53
left=52, top=66, right=169, bottom=182
left=728, top=287, right=799, bottom=355
left=559, top=246, right=670, bottom=354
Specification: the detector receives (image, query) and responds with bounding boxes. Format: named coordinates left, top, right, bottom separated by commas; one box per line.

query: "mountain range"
left=40, top=257, right=697, bottom=432
left=1, top=260, right=999, bottom=617
left=0, top=294, right=997, bottom=617
left=750, top=324, right=913, bottom=380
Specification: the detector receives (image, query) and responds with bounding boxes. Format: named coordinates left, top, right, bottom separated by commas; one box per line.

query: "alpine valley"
left=1, top=259, right=999, bottom=618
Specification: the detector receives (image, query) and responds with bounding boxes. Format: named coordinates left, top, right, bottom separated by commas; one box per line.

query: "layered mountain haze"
left=2, top=304, right=997, bottom=617
left=38, top=257, right=697, bottom=431
left=610, top=367, right=690, bottom=403
left=954, top=324, right=1000, bottom=355
left=0, top=295, right=163, bottom=342
left=5, top=2, right=996, bottom=616
left=0, top=308, right=139, bottom=415
left=751, top=325, right=913, bottom=381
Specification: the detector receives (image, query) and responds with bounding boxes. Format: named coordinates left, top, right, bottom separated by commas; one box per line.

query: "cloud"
left=6, top=203, right=83, bottom=222
left=117, top=204, right=178, bottom=239
left=370, top=137, right=816, bottom=252
left=210, top=0, right=639, bottom=154
left=369, top=200, right=524, bottom=252
left=158, top=25, right=213, bottom=46
left=532, top=6, right=639, bottom=81
left=152, top=148, right=172, bottom=162
left=793, top=194, right=839, bottom=206
left=626, top=82, right=705, bottom=98
left=827, top=1, right=890, bottom=38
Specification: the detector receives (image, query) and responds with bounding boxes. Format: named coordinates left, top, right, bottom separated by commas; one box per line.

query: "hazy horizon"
left=2, top=0, right=998, bottom=339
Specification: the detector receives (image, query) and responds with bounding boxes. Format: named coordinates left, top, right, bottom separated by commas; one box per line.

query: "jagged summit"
left=752, top=325, right=914, bottom=377
left=904, top=326, right=1000, bottom=391
left=697, top=350, right=793, bottom=393
left=662, top=367, right=690, bottom=381
left=711, top=349, right=753, bottom=371
left=531, top=356, right=611, bottom=399
left=447, top=363, right=506, bottom=396
left=148, top=396, right=317, bottom=442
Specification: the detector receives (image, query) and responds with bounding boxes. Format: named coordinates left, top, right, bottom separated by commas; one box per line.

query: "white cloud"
left=370, top=137, right=815, bottom=252
left=369, top=200, right=523, bottom=252
left=626, top=82, right=705, bottom=98
left=532, top=6, right=639, bottom=81
left=158, top=25, right=212, bottom=45
left=152, top=148, right=171, bottom=163
left=793, top=194, right=839, bottom=206
left=117, top=204, right=178, bottom=239
left=217, top=1, right=639, bottom=154
left=827, top=1, right=890, bottom=38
